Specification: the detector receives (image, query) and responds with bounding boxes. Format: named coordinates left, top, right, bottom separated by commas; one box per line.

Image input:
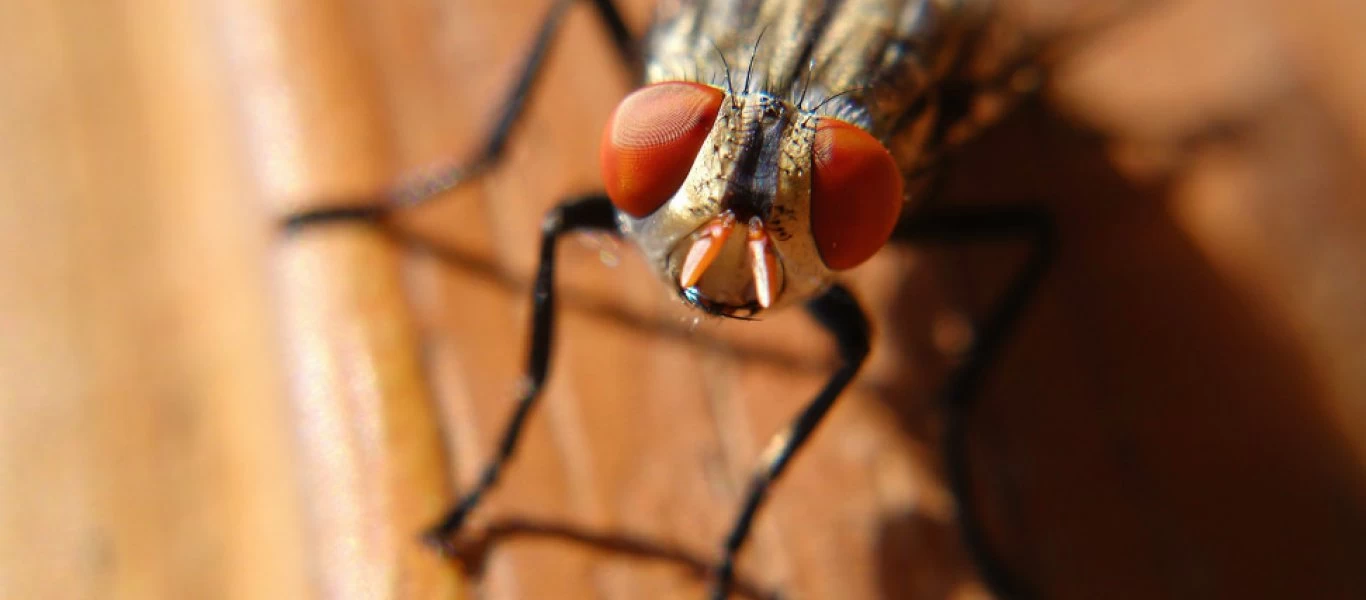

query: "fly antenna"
left=743, top=26, right=768, bottom=94
left=812, top=85, right=871, bottom=114
left=797, top=59, right=815, bottom=109
left=709, top=40, right=737, bottom=107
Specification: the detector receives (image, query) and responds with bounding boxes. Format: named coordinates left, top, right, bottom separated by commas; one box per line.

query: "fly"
left=284, top=0, right=1055, bottom=597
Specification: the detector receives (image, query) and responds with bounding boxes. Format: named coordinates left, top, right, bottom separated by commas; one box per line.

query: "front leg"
left=423, top=194, right=618, bottom=549
left=710, top=284, right=872, bottom=599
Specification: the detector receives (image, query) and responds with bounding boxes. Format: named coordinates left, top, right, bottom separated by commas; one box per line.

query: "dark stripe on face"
left=722, top=100, right=792, bottom=219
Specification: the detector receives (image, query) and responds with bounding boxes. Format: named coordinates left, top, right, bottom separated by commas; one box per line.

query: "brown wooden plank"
left=6, top=0, right=1366, bottom=599
left=0, top=0, right=316, bottom=598
left=225, top=0, right=465, bottom=596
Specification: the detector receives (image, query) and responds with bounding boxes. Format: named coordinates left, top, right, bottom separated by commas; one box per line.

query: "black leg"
left=281, top=0, right=638, bottom=230
left=423, top=194, right=619, bottom=549
left=892, top=205, right=1056, bottom=600
left=584, top=0, right=637, bottom=69
left=408, top=0, right=638, bottom=205
left=709, top=284, right=871, bottom=600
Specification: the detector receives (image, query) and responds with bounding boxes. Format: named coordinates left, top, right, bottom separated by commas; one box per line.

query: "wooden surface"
left=4, top=1, right=1366, bottom=599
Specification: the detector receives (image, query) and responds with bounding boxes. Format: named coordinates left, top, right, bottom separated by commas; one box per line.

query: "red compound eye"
left=810, top=118, right=904, bottom=270
left=600, top=82, right=725, bottom=218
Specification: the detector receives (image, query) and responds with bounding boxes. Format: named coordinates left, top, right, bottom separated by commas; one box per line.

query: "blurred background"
left=3, top=0, right=1365, bottom=598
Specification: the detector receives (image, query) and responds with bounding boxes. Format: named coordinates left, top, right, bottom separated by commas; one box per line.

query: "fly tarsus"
left=280, top=203, right=388, bottom=233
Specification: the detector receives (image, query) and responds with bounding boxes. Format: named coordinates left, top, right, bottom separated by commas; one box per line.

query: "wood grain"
left=3, top=0, right=1365, bottom=599
left=0, top=0, right=315, bottom=598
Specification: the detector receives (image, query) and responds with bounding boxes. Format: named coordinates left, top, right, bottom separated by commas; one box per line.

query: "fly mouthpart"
left=674, top=211, right=785, bottom=315
left=679, top=287, right=761, bottom=320
left=679, top=212, right=737, bottom=288
left=746, top=216, right=779, bottom=309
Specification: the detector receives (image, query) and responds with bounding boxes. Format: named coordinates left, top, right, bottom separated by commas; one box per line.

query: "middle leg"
left=892, top=205, right=1057, bottom=599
